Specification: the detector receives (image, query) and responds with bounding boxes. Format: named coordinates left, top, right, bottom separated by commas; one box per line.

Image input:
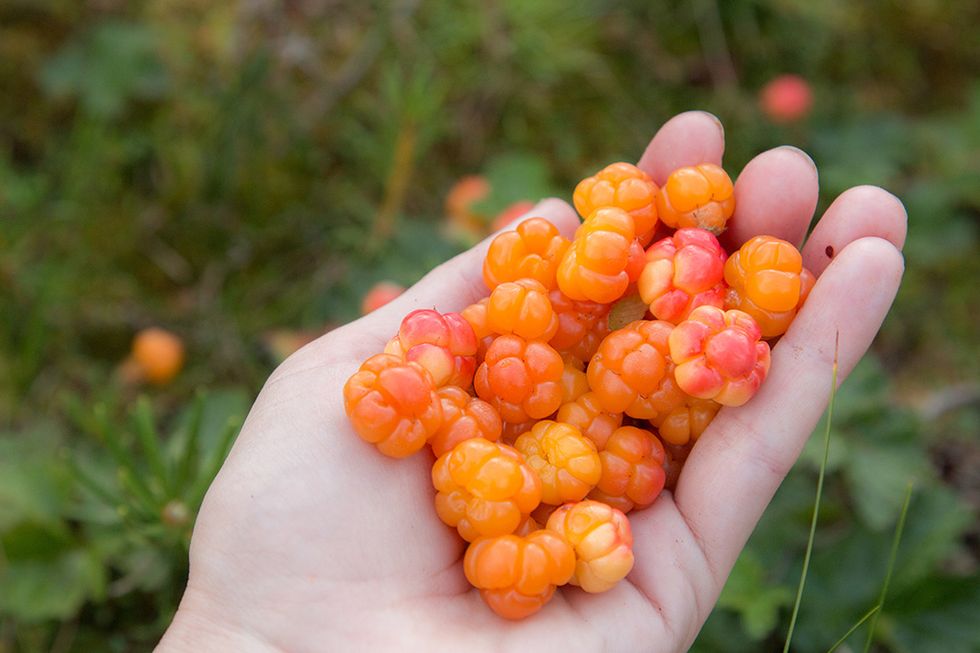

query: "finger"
left=723, top=146, right=819, bottom=250
left=802, top=185, right=908, bottom=276
left=673, top=236, right=904, bottom=585
left=339, top=199, right=580, bottom=352
left=637, top=111, right=725, bottom=185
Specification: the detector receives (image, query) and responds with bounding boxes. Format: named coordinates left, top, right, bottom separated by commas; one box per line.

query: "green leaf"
left=884, top=574, right=980, bottom=653
left=717, top=552, right=794, bottom=639
left=0, top=549, right=105, bottom=622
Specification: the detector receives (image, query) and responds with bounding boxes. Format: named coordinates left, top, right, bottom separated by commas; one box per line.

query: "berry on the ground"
left=638, top=228, right=727, bottom=323
left=546, top=500, right=634, bottom=593
left=724, top=235, right=816, bottom=338
left=385, top=309, right=478, bottom=388
left=556, top=391, right=623, bottom=450
left=649, top=397, right=721, bottom=446
left=361, top=281, right=405, bottom=314
left=429, top=386, right=503, bottom=457
left=464, top=530, right=575, bottom=620
left=487, top=278, right=559, bottom=341
left=557, top=207, right=646, bottom=304
left=343, top=353, right=443, bottom=458
left=656, top=164, right=735, bottom=234
left=669, top=306, right=771, bottom=406
left=432, top=438, right=541, bottom=541
left=474, top=335, right=565, bottom=423
left=589, top=426, right=666, bottom=513
left=760, top=74, right=813, bottom=123
left=586, top=320, right=675, bottom=418
left=514, top=420, right=601, bottom=505
left=547, top=289, right=610, bottom=363
left=132, top=327, right=185, bottom=385
left=573, top=162, right=660, bottom=245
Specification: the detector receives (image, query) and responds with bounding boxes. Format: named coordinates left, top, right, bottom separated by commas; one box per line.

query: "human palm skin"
left=158, top=112, right=907, bottom=652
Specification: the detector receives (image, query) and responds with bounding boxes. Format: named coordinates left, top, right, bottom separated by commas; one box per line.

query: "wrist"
left=158, top=595, right=279, bottom=653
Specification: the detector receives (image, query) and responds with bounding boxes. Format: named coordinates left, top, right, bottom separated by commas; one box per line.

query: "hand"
left=158, top=112, right=906, bottom=652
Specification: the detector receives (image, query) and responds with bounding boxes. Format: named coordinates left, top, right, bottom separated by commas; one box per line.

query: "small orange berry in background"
left=556, top=391, right=623, bottom=450
left=638, top=228, right=727, bottom=323
left=589, top=426, right=666, bottom=513
left=573, top=162, right=660, bottom=245
left=557, top=207, right=645, bottom=304
left=650, top=397, right=721, bottom=446
left=669, top=306, right=771, bottom=407
left=343, top=353, right=443, bottom=458
left=656, top=164, right=735, bottom=234
left=514, top=420, right=601, bottom=506
left=483, top=217, right=570, bottom=290
left=445, top=175, right=491, bottom=238
left=724, top=235, right=816, bottom=338
left=385, top=309, right=478, bottom=388
left=586, top=320, right=674, bottom=418
left=432, top=438, right=541, bottom=542
left=429, top=386, right=502, bottom=457
left=474, top=335, right=564, bottom=423
left=760, top=74, right=813, bottom=123
left=546, top=500, right=634, bottom=593
left=464, top=530, right=575, bottom=620
left=487, top=278, right=559, bottom=341
left=132, top=327, right=185, bottom=385
left=360, top=281, right=406, bottom=314
left=490, top=200, right=536, bottom=232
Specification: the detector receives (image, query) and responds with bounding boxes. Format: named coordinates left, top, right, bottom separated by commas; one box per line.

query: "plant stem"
left=862, top=482, right=914, bottom=652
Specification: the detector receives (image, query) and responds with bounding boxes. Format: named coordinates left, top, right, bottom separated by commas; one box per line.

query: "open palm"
left=159, top=112, right=907, bottom=652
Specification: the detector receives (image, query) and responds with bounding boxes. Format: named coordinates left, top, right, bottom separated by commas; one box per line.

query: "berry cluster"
left=343, top=160, right=814, bottom=619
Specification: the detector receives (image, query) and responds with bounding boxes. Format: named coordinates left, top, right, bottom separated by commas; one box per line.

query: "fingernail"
left=692, top=110, right=725, bottom=139
left=777, top=145, right=817, bottom=171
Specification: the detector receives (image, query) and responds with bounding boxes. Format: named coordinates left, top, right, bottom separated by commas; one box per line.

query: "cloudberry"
left=132, top=327, right=185, bottom=385
left=445, top=175, right=490, bottom=239
left=514, top=514, right=541, bottom=537
left=483, top=217, right=570, bottom=290
left=586, top=320, right=676, bottom=418
left=361, top=281, right=405, bottom=314
left=546, top=500, right=634, bottom=593
left=547, top=289, right=610, bottom=363
left=487, top=278, right=559, bottom=341
left=556, top=392, right=623, bottom=450
left=464, top=530, right=575, bottom=620
left=724, top=235, right=816, bottom=338
left=385, top=310, right=478, bottom=388
left=589, top=426, right=666, bottom=513
left=573, top=162, right=660, bottom=245
left=638, top=228, right=727, bottom=323
left=343, top=354, right=443, bottom=458
left=501, top=419, right=537, bottom=445
left=474, top=335, right=564, bottom=423
left=460, top=298, right=494, bottom=363
left=669, top=306, right=771, bottom=406
left=650, top=398, right=721, bottom=446
left=760, top=74, right=813, bottom=123
left=429, top=386, right=503, bottom=457
left=560, top=362, right=590, bottom=404
left=656, top=164, right=735, bottom=234
left=432, top=438, right=541, bottom=542
left=514, top=421, right=601, bottom=506
left=557, top=207, right=646, bottom=304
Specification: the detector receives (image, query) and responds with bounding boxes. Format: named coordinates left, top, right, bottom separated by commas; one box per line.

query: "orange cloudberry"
left=343, top=353, right=443, bottom=458
left=474, top=335, right=565, bottom=423
left=429, top=386, right=503, bottom=457
left=385, top=309, right=478, bottom=388
left=656, top=164, right=735, bottom=234
left=432, top=438, right=541, bottom=542
left=483, top=217, right=570, bottom=290
left=547, top=289, right=610, bottom=363
left=460, top=298, right=494, bottom=363
left=487, top=278, right=559, bottom=341
left=589, top=426, right=666, bottom=513
left=556, top=391, right=623, bottom=450
left=649, top=397, right=720, bottom=446
left=573, top=162, right=660, bottom=245
left=514, top=421, right=601, bottom=506
left=638, top=228, right=727, bottom=323
left=557, top=207, right=646, bottom=304
left=546, top=500, right=634, bottom=593
left=586, top=320, right=676, bottom=418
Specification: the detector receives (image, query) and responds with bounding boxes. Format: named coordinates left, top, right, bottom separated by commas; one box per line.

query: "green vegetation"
left=1, top=1, right=977, bottom=650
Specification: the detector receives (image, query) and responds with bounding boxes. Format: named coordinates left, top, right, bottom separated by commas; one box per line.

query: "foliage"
left=0, top=0, right=977, bottom=650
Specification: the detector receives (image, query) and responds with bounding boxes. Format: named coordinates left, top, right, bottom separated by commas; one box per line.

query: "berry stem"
left=782, top=331, right=839, bottom=653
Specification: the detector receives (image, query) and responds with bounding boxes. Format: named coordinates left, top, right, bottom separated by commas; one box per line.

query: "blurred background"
left=1, top=1, right=978, bottom=651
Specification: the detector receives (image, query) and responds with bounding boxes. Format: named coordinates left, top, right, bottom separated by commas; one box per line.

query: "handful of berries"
left=343, top=161, right=814, bottom=619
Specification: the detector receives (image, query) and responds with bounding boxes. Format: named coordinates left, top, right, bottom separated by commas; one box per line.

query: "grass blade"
left=174, top=392, right=204, bottom=492
left=94, top=403, right=157, bottom=504
left=134, top=396, right=170, bottom=494
left=862, top=482, right=914, bottom=652
left=64, top=449, right=123, bottom=508
left=783, top=332, right=840, bottom=653
left=825, top=605, right=880, bottom=653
